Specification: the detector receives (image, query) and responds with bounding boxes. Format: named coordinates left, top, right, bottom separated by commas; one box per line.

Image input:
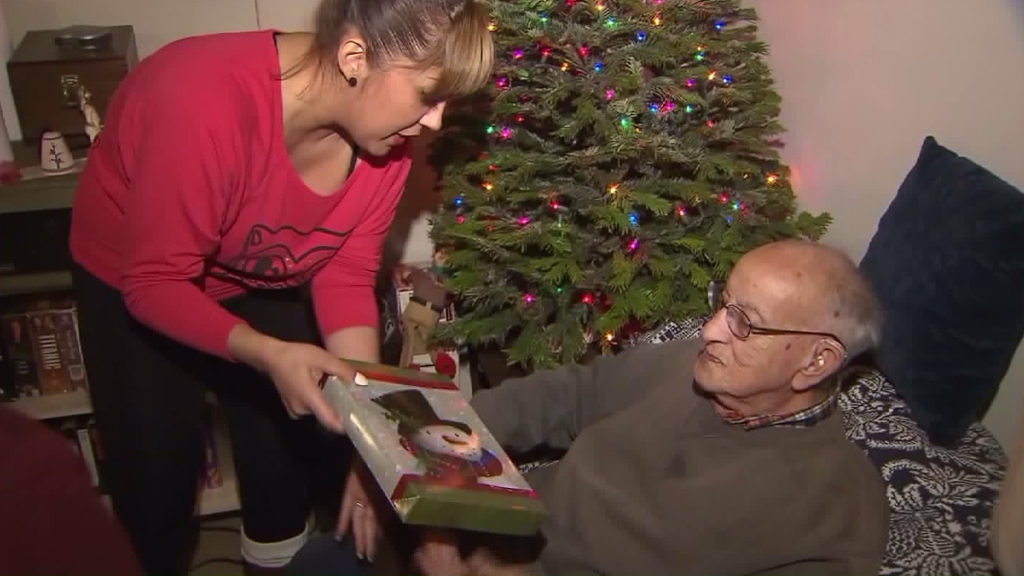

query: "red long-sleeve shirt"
left=69, top=31, right=411, bottom=359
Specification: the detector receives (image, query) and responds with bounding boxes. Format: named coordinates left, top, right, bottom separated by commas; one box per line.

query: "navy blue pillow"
left=860, top=136, right=1024, bottom=447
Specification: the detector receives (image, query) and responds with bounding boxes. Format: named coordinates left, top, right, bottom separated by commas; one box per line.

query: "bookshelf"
left=0, top=153, right=240, bottom=516
left=9, top=387, right=92, bottom=419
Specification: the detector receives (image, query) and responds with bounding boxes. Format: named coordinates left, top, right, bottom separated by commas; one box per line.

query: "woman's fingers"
left=363, top=505, right=379, bottom=562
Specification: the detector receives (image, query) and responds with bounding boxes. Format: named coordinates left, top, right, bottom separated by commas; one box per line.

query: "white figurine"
left=78, top=85, right=104, bottom=145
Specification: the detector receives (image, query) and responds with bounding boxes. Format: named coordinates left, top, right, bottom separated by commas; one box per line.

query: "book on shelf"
left=201, top=405, right=223, bottom=490
left=322, top=361, right=547, bottom=537
left=0, top=294, right=88, bottom=402
left=53, top=415, right=107, bottom=492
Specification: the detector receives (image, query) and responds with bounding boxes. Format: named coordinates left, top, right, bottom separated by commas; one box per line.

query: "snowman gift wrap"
left=321, top=361, right=547, bottom=536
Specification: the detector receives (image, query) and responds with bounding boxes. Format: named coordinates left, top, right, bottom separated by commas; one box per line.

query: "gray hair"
left=826, top=254, right=883, bottom=360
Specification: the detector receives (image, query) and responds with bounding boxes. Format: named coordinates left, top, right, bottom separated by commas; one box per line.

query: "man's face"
left=693, top=251, right=814, bottom=415
left=412, top=424, right=484, bottom=461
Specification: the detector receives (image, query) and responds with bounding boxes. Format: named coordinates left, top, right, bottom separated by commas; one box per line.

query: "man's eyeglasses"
left=708, top=281, right=848, bottom=356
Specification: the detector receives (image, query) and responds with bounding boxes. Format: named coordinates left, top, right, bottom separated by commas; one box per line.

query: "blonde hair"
left=293, top=0, right=494, bottom=100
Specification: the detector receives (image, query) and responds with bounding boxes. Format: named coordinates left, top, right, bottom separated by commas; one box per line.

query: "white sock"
left=240, top=522, right=312, bottom=568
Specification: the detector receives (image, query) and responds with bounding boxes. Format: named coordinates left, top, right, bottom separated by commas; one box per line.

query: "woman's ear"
left=336, top=38, right=366, bottom=84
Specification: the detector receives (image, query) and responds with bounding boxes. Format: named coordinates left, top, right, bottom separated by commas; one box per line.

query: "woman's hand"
left=337, top=458, right=382, bottom=561
left=228, top=323, right=352, bottom=433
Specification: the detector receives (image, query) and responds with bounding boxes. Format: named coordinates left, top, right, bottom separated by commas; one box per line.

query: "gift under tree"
left=429, top=0, right=830, bottom=371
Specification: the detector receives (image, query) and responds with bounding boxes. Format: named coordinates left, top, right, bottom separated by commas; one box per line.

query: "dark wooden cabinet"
left=7, top=25, right=138, bottom=143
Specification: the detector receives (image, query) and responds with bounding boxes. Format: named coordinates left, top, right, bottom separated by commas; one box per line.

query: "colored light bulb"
left=629, top=212, right=639, bottom=226
left=605, top=88, right=616, bottom=100
left=454, top=195, right=464, bottom=206
left=456, top=215, right=466, bottom=223
left=512, top=48, right=524, bottom=59
left=627, top=238, right=640, bottom=252
left=517, top=216, right=531, bottom=225
left=635, top=31, right=647, bottom=42
left=686, top=77, right=697, bottom=89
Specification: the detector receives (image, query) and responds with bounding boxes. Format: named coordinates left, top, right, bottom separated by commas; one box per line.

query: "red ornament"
left=431, top=352, right=457, bottom=378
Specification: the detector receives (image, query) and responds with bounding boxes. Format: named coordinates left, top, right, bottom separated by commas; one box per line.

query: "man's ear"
left=336, top=37, right=367, bottom=83
left=792, top=340, right=845, bottom=392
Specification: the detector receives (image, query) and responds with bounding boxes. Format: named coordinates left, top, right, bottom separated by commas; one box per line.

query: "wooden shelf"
left=7, top=387, right=92, bottom=420
left=0, top=270, right=74, bottom=297
left=0, top=166, right=80, bottom=214
left=198, top=406, right=241, bottom=516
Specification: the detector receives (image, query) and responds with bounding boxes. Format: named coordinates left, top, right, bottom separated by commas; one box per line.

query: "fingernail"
left=354, top=372, right=369, bottom=386
left=334, top=533, right=343, bottom=542
left=356, top=553, right=364, bottom=560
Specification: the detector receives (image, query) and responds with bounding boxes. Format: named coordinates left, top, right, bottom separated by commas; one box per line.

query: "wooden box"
left=7, top=25, right=138, bottom=143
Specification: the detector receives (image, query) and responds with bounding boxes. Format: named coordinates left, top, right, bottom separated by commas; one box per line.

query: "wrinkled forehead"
left=725, top=254, right=814, bottom=322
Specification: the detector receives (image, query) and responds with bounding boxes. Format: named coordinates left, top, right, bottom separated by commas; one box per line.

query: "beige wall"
left=744, top=0, right=1024, bottom=448
left=3, top=0, right=1022, bottom=446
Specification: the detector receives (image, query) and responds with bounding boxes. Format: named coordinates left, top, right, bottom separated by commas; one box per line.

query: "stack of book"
left=0, top=294, right=87, bottom=401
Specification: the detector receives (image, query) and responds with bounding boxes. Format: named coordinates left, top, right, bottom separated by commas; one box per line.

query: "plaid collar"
left=718, top=384, right=841, bottom=431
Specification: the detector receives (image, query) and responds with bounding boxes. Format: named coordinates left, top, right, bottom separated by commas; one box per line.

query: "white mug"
left=40, top=130, right=74, bottom=174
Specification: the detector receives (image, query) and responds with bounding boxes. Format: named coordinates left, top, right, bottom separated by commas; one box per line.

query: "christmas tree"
left=428, top=0, right=831, bottom=371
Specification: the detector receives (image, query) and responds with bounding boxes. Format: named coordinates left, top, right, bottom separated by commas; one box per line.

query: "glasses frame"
left=708, top=281, right=848, bottom=357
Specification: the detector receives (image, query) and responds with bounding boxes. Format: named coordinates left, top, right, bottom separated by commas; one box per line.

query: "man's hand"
left=415, top=530, right=533, bottom=576
left=414, top=530, right=470, bottom=576
left=228, top=323, right=352, bottom=433
left=336, top=458, right=381, bottom=561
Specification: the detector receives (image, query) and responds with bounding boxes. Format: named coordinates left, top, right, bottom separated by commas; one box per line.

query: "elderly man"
left=290, top=240, right=889, bottom=576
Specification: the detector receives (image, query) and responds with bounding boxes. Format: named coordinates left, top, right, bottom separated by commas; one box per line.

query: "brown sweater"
left=471, top=338, right=888, bottom=576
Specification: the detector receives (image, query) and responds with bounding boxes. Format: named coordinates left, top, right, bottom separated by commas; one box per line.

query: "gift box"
left=322, top=361, right=547, bottom=536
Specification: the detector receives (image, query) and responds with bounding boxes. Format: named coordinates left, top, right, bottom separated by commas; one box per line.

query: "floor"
left=190, top=514, right=245, bottom=576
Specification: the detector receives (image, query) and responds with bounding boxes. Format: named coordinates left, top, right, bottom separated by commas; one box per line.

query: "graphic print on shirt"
left=211, top=223, right=354, bottom=289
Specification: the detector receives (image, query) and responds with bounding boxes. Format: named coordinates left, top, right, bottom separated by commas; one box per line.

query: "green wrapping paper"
left=322, top=361, right=547, bottom=536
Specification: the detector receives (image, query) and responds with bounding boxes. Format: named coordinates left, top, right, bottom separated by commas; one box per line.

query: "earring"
left=347, top=76, right=358, bottom=88
left=816, top=356, right=825, bottom=366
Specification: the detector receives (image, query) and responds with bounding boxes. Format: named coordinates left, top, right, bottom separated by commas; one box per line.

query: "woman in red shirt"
left=67, top=0, right=492, bottom=573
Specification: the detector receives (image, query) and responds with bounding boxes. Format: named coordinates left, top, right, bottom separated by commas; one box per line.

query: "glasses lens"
left=725, top=306, right=751, bottom=339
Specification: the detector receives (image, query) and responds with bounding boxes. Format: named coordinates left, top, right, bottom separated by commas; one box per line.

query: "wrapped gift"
left=322, top=361, right=547, bottom=536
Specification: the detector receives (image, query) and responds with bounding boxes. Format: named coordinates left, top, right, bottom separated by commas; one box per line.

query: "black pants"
left=72, top=264, right=351, bottom=576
